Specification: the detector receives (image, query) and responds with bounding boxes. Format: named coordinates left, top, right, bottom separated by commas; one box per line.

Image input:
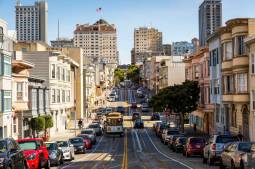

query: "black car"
left=116, top=106, right=125, bottom=114
left=0, top=138, right=27, bottom=169
left=134, top=119, right=144, bottom=129
left=172, top=136, right=187, bottom=153
left=69, top=137, right=86, bottom=154
left=45, top=142, right=64, bottom=166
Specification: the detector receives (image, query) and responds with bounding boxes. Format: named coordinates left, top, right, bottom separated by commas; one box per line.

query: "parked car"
left=2, top=138, right=28, bottom=168
left=151, top=114, right=160, bottom=121
left=168, top=134, right=184, bottom=148
left=203, top=135, right=239, bottom=165
left=220, top=142, right=255, bottom=169
left=45, top=141, right=64, bottom=166
left=80, top=129, right=97, bottom=144
left=131, top=102, right=137, bottom=109
left=172, top=136, right=187, bottom=153
left=69, top=137, right=86, bottom=154
left=77, top=134, right=93, bottom=149
left=156, top=123, right=169, bottom=139
left=132, top=112, right=140, bottom=121
left=183, top=137, right=206, bottom=157
left=116, top=106, right=125, bottom=114
left=57, top=141, right=75, bottom=161
left=153, top=122, right=162, bottom=131
left=141, top=103, right=149, bottom=112
left=88, top=123, right=103, bottom=136
left=17, top=138, right=50, bottom=169
left=161, top=129, right=180, bottom=144
left=105, top=107, right=113, bottom=114
left=134, top=119, right=144, bottom=129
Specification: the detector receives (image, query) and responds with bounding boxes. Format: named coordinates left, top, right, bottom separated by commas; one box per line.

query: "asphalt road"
left=54, top=88, right=218, bottom=169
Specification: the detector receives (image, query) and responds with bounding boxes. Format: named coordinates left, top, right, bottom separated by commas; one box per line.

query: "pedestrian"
left=237, top=131, right=244, bottom=141
left=193, top=123, right=197, bottom=133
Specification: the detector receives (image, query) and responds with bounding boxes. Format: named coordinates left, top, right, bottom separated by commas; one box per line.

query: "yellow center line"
left=122, top=129, right=128, bottom=169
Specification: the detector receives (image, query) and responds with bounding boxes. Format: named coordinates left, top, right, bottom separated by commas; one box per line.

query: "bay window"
left=222, top=42, right=232, bottom=60
left=57, top=89, right=60, bottom=103
left=2, top=91, right=11, bottom=112
left=51, top=64, right=56, bottom=79
left=235, top=73, right=248, bottom=93
left=3, top=55, right=11, bottom=76
left=234, top=36, right=246, bottom=56
left=0, top=26, right=3, bottom=43
left=251, top=54, right=255, bottom=74
left=62, top=90, right=65, bottom=103
left=17, top=82, right=23, bottom=100
left=51, top=89, right=56, bottom=103
left=252, top=90, right=255, bottom=110
left=223, top=75, right=233, bottom=94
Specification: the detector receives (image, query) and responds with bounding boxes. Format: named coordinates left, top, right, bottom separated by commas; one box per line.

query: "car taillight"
left=211, top=144, right=216, bottom=151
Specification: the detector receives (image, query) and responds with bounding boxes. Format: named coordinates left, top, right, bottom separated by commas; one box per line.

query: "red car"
left=183, top=137, right=206, bottom=157
left=77, top=134, right=93, bottom=149
left=17, top=138, right=50, bottom=169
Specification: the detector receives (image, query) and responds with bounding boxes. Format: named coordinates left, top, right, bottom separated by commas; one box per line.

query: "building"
left=12, top=51, right=34, bottom=139
left=184, top=48, right=214, bottom=134
left=74, top=19, right=119, bottom=65
left=15, top=0, right=48, bottom=42
left=133, top=27, right=162, bottom=64
left=192, top=38, right=200, bottom=53
left=171, top=41, right=194, bottom=56
left=245, top=35, right=255, bottom=141
left=159, top=56, right=185, bottom=89
left=199, top=0, right=222, bottom=47
left=131, top=48, right=135, bottom=65
left=22, top=50, right=79, bottom=135
left=0, top=19, right=14, bottom=138
left=208, top=31, right=223, bottom=134
left=162, top=44, right=171, bottom=56
left=50, top=38, right=74, bottom=48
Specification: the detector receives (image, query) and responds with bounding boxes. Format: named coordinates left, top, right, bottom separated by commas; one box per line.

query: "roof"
left=93, top=19, right=109, bottom=25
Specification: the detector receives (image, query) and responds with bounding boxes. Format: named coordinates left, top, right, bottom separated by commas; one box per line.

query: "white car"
left=57, top=141, right=75, bottom=161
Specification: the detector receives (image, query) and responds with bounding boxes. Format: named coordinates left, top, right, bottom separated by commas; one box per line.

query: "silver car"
left=203, top=135, right=239, bottom=165
left=57, top=141, right=75, bottom=161
left=220, top=142, right=255, bottom=169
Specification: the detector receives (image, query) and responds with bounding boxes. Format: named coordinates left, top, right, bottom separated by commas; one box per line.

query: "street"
left=52, top=88, right=218, bottom=169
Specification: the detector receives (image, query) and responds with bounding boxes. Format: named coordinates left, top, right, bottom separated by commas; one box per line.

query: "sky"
left=1, top=0, right=255, bottom=64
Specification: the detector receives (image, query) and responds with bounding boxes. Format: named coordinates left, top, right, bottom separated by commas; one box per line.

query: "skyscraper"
left=15, top=0, right=48, bottom=42
left=133, top=27, right=162, bottom=64
left=199, top=0, right=222, bottom=47
left=73, top=19, right=119, bottom=65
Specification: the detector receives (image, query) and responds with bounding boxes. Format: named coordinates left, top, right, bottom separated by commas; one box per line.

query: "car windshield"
left=57, top=141, right=68, bottom=147
left=70, top=138, right=83, bottom=144
left=89, top=124, right=99, bottom=128
left=78, top=135, right=90, bottom=139
left=46, top=143, right=56, bottom=150
left=18, top=141, right=37, bottom=150
left=0, top=141, right=7, bottom=153
left=81, top=130, right=93, bottom=134
left=179, top=138, right=187, bottom=144
left=239, top=143, right=253, bottom=152
left=216, top=136, right=239, bottom=143
left=190, top=138, right=205, bottom=144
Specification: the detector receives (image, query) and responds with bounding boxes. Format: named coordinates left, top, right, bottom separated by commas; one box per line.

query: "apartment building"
left=184, top=48, right=214, bottom=134
left=159, top=56, right=185, bottom=90
left=0, top=19, right=14, bottom=138
left=171, top=41, right=194, bottom=56
left=74, top=19, right=118, bottom=65
left=50, top=38, right=74, bottom=48
left=15, top=0, right=48, bottom=42
left=133, top=27, right=163, bottom=64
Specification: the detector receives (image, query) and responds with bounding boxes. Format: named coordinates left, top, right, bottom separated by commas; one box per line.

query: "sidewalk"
left=49, top=129, right=77, bottom=141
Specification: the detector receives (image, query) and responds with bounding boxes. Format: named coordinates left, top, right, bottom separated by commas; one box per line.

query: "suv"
left=0, top=138, right=28, bottom=168
left=88, top=123, right=103, bottom=136
left=203, top=135, right=239, bottom=165
left=17, top=138, right=50, bottom=169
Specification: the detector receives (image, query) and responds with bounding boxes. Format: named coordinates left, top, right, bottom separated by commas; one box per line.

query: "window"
left=3, top=91, right=11, bottom=112
left=223, top=42, right=232, bottom=60
left=51, top=89, right=55, bottom=103
left=216, top=105, right=220, bottom=123
left=13, top=117, right=17, bottom=133
left=252, top=90, right=255, bottom=110
left=17, top=82, right=23, bottom=100
left=57, top=89, right=60, bottom=103
left=51, top=64, right=56, bottom=79
left=57, top=66, right=60, bottom=80
left=251, top=54, right=255, bottom=74
left=3, top=55, right=11, bottom=76
left=223, top=75, right=233, bottom=94
left=62, top=90, right=65, bottom=103
left=214, top=79, right=219, bottom=95
left=231, top=104, right=237, bottom=127
left=235, top=36, right=246, bottom=56
left=67, top=70, right=70, bottom=82
left=66, top=90, right=70, bottom=102
left=0, top=26, right=3, bottom=43
left=235, top=73, right=248, bottom=93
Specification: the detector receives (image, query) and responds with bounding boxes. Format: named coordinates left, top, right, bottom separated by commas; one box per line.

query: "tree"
left=114, top=68, right=125, bottom=85
left=149, top=80, right=199, bottom=132
left=30, top=116, right=45, bottom=137
left=126, top=65, right=140, bottom=83
left=44, top=115, right=53, bottom=138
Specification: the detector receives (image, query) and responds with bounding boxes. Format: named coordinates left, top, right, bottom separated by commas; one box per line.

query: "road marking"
left=145, top=129, right=194, bottom=169
left=61, top=136, right=104, bottom=169
left=121, top=129, right=128, bottom=169
left=134, top=129, right=142, bottom=152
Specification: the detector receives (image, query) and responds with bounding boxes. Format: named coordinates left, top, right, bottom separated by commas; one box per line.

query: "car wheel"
left=45, top=160, right=51, bottom=169
left=60, top=155, right=64, bottom=165
left=38, top=160, right=42, bottom=169
left=72, top=152, right=75, bottom=160
left=240, top=160, right=244, bottom=169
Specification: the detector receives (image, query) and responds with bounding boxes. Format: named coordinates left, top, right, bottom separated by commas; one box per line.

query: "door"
left=242, top=105, right=249, bottom=141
